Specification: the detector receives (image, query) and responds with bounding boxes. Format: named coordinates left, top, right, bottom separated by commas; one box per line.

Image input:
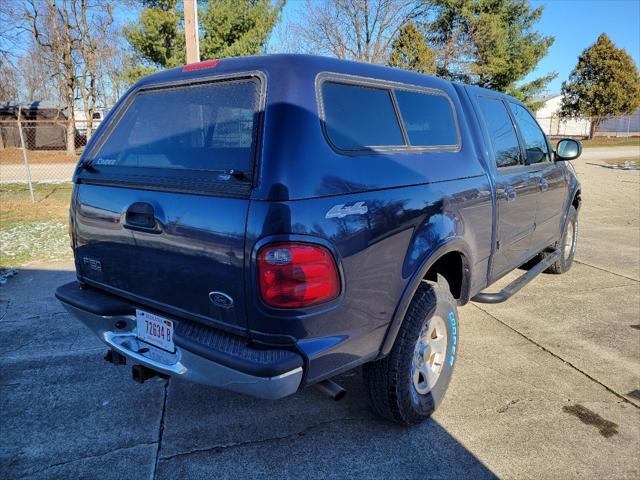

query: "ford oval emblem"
left=209, top=291, right=234, bottom=309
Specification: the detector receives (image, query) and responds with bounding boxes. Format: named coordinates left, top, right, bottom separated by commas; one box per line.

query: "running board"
left=472, top=249, right=561, bottom=304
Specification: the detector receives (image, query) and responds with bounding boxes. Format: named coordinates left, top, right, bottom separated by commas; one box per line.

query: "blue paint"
left=67, top=54, right=580, bottom=387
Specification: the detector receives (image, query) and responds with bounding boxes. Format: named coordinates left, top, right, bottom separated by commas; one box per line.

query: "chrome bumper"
left=60, top=302, right=303, bottom=400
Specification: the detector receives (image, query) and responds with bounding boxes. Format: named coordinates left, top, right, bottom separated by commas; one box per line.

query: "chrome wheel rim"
left=412, top=315, right=448, bottom=395
left=563, top=219, right=576, bottom=258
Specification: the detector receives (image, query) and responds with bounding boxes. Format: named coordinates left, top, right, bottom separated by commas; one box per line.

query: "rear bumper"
left=56, top=282, right=303, bottom=400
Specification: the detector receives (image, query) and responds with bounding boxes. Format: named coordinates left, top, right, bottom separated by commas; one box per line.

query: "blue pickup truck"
left=56, top=54, right=582, bottom=424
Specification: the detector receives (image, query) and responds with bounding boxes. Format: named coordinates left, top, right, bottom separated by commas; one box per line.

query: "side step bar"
left=472, top=249, right=561, bottom=304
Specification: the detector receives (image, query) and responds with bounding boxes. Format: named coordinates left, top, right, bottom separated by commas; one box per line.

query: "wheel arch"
left=560, top=185, right=581, bottom=236
left=378, top=238, right=472, bottom=357
left=572, top=188, right=582, bottom=211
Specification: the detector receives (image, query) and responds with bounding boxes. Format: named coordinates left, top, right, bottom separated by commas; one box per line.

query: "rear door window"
left=394, top=90, right=458, bottom=146
left=508, top=103, right=550, bottom=165
left=90, top=79, right=260, bottom=173
left=477, top=97, right=522, bottom=168
left=321, top=82, right=404, bottom=150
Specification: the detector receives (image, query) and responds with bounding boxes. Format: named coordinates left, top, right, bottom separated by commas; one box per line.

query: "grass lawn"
left=0, top=148, right=80, bottom=165
left=0, top=183, right=73, bottom=268
left=580, top=137, right=640, bottom=148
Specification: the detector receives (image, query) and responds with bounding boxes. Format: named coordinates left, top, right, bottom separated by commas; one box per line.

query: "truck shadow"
left=1, top=266, right=497, bottom=479
left=160, top=371, right=498, bottom=479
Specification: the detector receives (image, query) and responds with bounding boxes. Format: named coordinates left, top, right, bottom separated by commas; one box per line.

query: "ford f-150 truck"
left=56, top=54, right=582, bottom=425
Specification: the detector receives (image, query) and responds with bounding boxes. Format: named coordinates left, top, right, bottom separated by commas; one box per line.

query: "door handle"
left=539, top=179, right=549, bottom=192
left=502, top=186, right=517, bottom=202
left=124, top=202, right=160, bottom=233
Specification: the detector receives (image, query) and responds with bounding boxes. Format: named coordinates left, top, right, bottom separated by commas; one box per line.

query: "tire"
left=544, top=205, right=578, bottom=274
left=363, top=276, right=459, bottom=425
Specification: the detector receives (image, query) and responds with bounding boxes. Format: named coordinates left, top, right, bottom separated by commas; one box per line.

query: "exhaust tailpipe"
left=315, top=379, right=347, bottom=401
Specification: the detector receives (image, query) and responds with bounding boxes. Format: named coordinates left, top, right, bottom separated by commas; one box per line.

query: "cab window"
left=477, top=97, right=521, bottom=168
left=508, top=103, right=550, bottom=165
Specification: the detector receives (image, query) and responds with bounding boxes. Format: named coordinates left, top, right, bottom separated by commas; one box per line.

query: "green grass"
left=580, top=138, right=640, bottom=148
left=0, top=183, right=73, bottom=268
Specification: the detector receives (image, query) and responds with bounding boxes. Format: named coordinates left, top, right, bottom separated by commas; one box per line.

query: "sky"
left=271, top=0, right=640, bottom=95
left=526, top=0, right=640, bottom=93
left=108, top=0, right=639, bottom=96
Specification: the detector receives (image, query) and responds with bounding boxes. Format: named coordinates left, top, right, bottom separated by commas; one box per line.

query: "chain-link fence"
left=536, top=112, right=640, bottom=139
left=535, top=115, right=591, bottom=138
left=0, top=119, right=87, bottom=267
left=0, top=119, right=93, bottom=202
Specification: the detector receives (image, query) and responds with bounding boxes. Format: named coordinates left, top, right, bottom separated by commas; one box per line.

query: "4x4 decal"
left=325, top=201, right=368, bottom=219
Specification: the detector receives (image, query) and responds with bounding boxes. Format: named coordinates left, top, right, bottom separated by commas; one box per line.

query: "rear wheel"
left=544, top=205, right=578, bottom=274
left=363, top=277, right=458, bottom=425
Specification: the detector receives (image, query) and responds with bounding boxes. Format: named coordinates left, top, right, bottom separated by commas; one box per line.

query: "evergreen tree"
left=561, top=33, right=640, bottom=138
left=124, top=0, right=184, bottom=75
left=427, top=0, right=555, bottom=107
left=200, top=0, right=285, bottom=59
left=124, top=0, right=284, bottom=84
left=389, top=22, right=436, bottom=75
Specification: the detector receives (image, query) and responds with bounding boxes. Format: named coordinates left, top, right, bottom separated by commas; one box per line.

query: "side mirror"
left=555, top=138, right=582, bottom=161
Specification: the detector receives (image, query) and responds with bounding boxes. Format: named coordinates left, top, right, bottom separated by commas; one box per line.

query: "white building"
left=534, top=95, right=591, bottom=137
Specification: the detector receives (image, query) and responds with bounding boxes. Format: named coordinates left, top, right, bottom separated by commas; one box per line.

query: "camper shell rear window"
left=88, top=77, right=262, bottom=174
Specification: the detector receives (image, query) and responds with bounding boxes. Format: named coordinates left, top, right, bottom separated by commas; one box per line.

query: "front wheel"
left=544, top=205, right=578, bottom=274
left=363, top=278, right=459, bottom=425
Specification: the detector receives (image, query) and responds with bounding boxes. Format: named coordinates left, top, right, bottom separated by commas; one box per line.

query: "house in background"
left=534, top=95, right=591, bottom=138
left=534, top=94, right=640, bottom=138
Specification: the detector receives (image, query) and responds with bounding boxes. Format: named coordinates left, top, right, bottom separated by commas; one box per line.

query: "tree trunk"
left=66, top=120, right=75, bottom=155
left=589, top=116, right=599, bottom=140
left=65, top=80, right=76, bottom=156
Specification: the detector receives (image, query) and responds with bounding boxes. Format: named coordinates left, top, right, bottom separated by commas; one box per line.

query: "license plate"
left=136, top=309, right=174, bottom=352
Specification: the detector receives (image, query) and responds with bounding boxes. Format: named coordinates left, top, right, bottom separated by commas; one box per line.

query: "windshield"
left=89, top=78, right=260, bottom=173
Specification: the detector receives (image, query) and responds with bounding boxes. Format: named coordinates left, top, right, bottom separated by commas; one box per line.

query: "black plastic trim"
left=56, top=282, right=303, bottom=377
left=471, top=249, right=561, bottom=304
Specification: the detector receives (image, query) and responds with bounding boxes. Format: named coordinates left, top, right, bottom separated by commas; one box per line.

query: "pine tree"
left=124, top=0, right=284, bottom=84
left=200, top=0, right=284, bottom=59
left=427, top=0, right=555, bottom=107
left=389, top=22, right=436, bottom=75
left=561, top=33, right=640, bottom=138
left=124, top=0, right=184, bottom=74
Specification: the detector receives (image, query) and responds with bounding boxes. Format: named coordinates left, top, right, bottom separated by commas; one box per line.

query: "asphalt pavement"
left=1, top=154, right=638, bottom=479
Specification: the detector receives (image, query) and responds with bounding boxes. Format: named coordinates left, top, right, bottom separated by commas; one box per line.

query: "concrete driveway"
left=580, top=145, right=640, bottom=162
left=1, top=159, right=638, bottom=479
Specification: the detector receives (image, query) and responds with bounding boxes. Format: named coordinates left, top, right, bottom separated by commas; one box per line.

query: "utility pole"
left=184, top=0, right=200, bottom=64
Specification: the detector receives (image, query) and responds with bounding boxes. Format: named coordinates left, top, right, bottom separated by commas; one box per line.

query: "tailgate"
left=73, top=74, right=264, bottom=332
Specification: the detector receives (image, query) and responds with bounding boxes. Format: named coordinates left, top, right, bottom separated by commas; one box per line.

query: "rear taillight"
left=258, top=243, right=340, bottom=308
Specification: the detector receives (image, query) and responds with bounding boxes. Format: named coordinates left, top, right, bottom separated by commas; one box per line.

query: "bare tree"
left=18, top=41, right=60, bottom=102
left=288, top=0, right=424, bottom=64
left=99, top=47, right=134, bottom=108
left=0, top=66, right=19, bottom=102
left=21, top=0, right=80, bottom=154
left=0, top=1, right=21, bottom=63
left=73, top=1, right=115, bottom=139
left=18, top=0, right=117, bottom=151
left=1, top=0, right=22, bottom=101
